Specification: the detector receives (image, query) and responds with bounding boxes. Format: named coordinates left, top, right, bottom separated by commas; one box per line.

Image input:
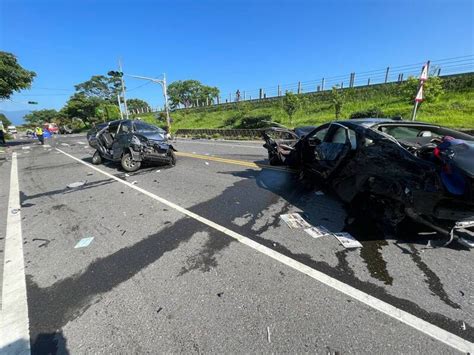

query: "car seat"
left=101, top=131, right=114, bottom=149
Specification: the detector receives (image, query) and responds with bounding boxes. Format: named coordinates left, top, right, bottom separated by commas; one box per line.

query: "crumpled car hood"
left=139, top=131, right=167, bottom=141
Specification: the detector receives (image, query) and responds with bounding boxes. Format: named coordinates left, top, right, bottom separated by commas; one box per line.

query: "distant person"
left=236, top=89, right=241, bottom=102
left=35, top=126, right=44, bottom=145
left=0, top=128, right=5, bottom=145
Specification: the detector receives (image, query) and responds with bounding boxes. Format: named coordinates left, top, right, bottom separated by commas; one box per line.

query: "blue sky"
left=0, top=0, right=473, bottom=115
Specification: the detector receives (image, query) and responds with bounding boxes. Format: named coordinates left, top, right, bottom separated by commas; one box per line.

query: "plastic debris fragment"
left=74, top=237, right=94, bottom=248
left=67, top=181, right=86, bottom=188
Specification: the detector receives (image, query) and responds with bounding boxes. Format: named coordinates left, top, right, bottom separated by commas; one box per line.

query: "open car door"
left=262, top=127, right=300, bottom=166
left=305, top=123, right=355, bottom=179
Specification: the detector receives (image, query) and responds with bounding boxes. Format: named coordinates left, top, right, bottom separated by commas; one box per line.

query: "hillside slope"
left=137, top=74, right=474, bottom=131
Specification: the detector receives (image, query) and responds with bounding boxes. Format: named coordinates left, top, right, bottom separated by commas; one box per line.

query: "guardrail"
left=175, top=128, right=264, bottom=139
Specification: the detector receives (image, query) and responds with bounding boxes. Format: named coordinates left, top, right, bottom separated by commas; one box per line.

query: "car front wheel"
left=121, top=152, right=141, bottom=172
left=168, top=150, right=176, bottom=166
left=92, top=150, right=102, bottom=165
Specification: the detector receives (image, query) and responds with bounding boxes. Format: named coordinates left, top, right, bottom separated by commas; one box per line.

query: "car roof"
left=337, top=118, right=443, bottom=128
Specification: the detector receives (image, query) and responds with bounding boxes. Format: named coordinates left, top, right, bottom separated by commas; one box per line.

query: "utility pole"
left=118, top=60, right=129, bottom=119
left=117, top=94, right=124, bottom=119
left=125, top=73, right=171, bottom=131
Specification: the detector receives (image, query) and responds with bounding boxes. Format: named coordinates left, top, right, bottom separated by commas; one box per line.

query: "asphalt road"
left=0, top=134, right=473, bottom=354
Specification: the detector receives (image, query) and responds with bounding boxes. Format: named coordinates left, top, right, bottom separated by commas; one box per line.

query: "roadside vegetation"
left=135, top=74, right=473, bottom=131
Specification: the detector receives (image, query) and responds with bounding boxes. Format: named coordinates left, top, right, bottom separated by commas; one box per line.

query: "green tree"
left=24, top=109, right=60, bottom=125
left=330, top=86, right=345, bottom=118
left=95, top=103, right=121, bottom=121
left=400, top=76, right=444, bottom=103
left=0, top=113, right=12, bottom=128
left=282, top=92, right=300, bottom=125
left=62, top=93, right=102, bottom=125
left=0, top=52, right=36, bottom=99
left=168, top=80, right=219, bottom=108
left=74, top=74, right=121, bottom=102
left=127, top=98, right=150, bottom=112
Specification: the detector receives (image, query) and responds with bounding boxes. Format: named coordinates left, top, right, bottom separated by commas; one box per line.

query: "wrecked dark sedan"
left=87, top=119, right=176, bottom=172
left=262, top=119, right=474, bottom=247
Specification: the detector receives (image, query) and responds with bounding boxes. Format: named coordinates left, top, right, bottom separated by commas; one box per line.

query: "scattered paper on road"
left=333, top=232, right=362, bottom=248
left=304, top=226, right=332, bottom=239
left=74, top=237, right=94, bottom=248
left=205, top=162, right=209, bottom=165
left=21, top=146, right=30, bottom=150
left=280, top=213, right=311, bottom=229
left=60, top=143, right=69, bottom=146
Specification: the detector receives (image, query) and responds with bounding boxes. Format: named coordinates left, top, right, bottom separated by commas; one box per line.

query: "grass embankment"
left=135, top=74, right=474, bottom=132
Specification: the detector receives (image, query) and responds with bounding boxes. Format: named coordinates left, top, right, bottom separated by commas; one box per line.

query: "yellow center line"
left=175, top=151, right=295, bottom=173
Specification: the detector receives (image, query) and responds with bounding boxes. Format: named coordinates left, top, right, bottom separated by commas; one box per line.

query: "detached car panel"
left=262, top=119, right=474, bottom=247
left=87, top=120, right=176, bottom=172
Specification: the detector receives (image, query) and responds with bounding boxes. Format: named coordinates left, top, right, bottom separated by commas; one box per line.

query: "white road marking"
left=0, top=153, right=30, bottom=354
left=56, top=148, right=473, bottom=353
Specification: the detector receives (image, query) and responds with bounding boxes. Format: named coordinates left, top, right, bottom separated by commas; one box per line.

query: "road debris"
left=74, top=237, right=94, bottom=249
left=125, top=173, right=130, bottom=177
left=60, top=143, right=69, bottom=146
left=217, top=292, right=224, bottom=297
left=205, top=162, right=210, bottom=165
left=21, top=146, right=30, bottom=150
left=267, top=326, right=271, bottom=343
left=11, top=209, right=20, bottom=214
left=315, top=190, right=325, bottom=196
left=156, top=170, right=161, bottom=173
left=333, top=232, right=362, bottom=248
left=280, top=213, right=311, bottom=229
left=462, top=322, right=466, bottom=330
left=67, top=181, right=86, bottom=189
left=77, top=141, right=86, bottom=145
left=304, top=226, right=332, bottom=239
left=32, top=238, right=50, bottom=248
left=87, top=172, right=94, bottom=176
left=156, top=307, right=163, bottom=314
left=131, top=181, right=138, bottom=185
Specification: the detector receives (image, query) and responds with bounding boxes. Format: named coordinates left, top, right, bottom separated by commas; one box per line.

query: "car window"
left=313, top=128, right=328, bottom=141
left=379, top=126, right=427, bottom=139
left=108, top=123, right=119, bottom=135
left=118, top=121, right=132, bottom=134
left=134, top=121, right=160, bottom=132
left=379, top=125, right=473, bottom=142
left=307, top=124, right=329, bottom=142
left=329, top=126, right=357, bottom=149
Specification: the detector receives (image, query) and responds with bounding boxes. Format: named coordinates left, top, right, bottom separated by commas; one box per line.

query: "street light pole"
left=124, top=73, right=171, bottom=131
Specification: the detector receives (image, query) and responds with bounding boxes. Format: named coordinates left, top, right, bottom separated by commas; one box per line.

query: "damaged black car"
left=262, top=119, right=474, bottom=247
left=87, top=119, right=176, bottom=172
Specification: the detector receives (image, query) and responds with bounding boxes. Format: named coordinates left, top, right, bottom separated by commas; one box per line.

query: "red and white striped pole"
left=411, top=61, right=430, bottom=121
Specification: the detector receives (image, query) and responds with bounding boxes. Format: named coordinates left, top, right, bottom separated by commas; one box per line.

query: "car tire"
left=168, top=150, right=176, bottom=166
left=92, top=150, right=102, bottom=165
left=121, top=152, right=141, bottom=172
